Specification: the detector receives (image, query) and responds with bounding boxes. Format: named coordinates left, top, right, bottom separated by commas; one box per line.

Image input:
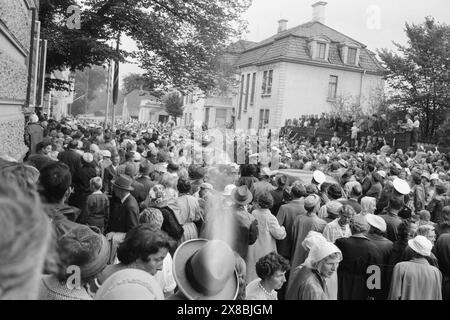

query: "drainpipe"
left=359, top=70, right=366, bottom=107
left=25, top=7, right=37, bottom=109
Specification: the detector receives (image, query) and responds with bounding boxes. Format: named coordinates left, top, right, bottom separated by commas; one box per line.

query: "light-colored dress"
left=174, top=194, right=201, bottom=243
left=245, top=278, right=277, bottom=300
left=246, top=208, right=286, bottom=282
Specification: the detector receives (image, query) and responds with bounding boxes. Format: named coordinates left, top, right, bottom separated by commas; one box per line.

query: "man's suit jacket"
left=107, top=194, right=139, bottom=233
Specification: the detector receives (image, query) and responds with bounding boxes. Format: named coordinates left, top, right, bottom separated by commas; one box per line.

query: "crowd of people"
left=1, top=112, right=449, bottom=300
left=285, top=113, right=421, bottom=146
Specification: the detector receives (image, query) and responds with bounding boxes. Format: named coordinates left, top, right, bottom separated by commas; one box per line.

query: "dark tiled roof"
left=235, top=21, right=384, bottom=74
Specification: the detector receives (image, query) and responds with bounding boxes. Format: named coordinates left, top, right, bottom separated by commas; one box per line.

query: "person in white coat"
left=246, top=192, right=286, bottom=283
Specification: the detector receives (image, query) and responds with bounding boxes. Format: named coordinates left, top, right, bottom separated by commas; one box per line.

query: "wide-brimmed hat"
left=408, top=235, right=432, bottom=257
left=366, top=214, right=387, bottom=232
left=172, top=239, right=239, bottom=300
left=230, top=185, right=253, bottom=205
left=393, top=178, right=410, bottom=195
left=112, top=174, right=134, bottom=191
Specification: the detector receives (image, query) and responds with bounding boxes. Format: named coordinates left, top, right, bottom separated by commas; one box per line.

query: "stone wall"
left=0, top=0, right=32, bottom=160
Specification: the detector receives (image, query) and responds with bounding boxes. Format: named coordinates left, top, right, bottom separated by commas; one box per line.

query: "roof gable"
left=235, top=21, right=384, bottom=74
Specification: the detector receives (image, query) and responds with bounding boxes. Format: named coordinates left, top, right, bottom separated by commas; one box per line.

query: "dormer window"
left=318, top=43, right=327, bottom=59
left=339, top=42, right=360, bottom=66
left=348, top=47, right=357, bottom=65
left=308, top=36, right=330, bottom=61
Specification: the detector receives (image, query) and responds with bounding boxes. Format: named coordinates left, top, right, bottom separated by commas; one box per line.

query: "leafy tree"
left=378, top=17, right=450, bottom=140
left=39, top=0, right=251, bottom=93
left=122, top=73, right=153, bottom=94
left=164, top=92, right=183, bottom=121
left=71, top=65, right=107, bottom=115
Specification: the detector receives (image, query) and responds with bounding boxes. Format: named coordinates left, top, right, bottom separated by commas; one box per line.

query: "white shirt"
left=154, top=254, right=176, bottom=295
left=120, top=193, right=131, bottom=204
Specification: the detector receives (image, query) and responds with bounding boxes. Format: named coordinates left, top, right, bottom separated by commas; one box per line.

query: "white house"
left=122, top=89, right=168, bottom=123
left=234, top=1, right=385, bottom=129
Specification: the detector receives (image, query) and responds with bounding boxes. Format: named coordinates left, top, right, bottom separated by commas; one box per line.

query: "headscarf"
left=360, top=196, right=376, bottom=215
left=301, top=231, right=341, bottom=269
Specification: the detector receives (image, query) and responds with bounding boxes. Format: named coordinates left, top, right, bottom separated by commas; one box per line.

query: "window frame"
left=328, top=75, right=338, bottom=101
left=318, top=42, right=327, bottom=60
left=347, top=47, right=357, bottom=65
left=250, top=72, right=256, bottom=105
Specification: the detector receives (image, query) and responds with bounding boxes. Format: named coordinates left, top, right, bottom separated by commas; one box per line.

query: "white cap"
left=393, top=178, right=410, bottom=195
left=82, top=153, right=94, bottom=163
left=408, top=235, right=432, bottom=257
left=377, top=170, right=387, bottom=179
left=366, top=214, right=387, bottom=232
left=101, top=150, right=111, bottom=158
left=312, top=170, right=326, bottom=184
left=29, top=114, right=39, bottom=123
left=430, top=173, right=439, bottom=181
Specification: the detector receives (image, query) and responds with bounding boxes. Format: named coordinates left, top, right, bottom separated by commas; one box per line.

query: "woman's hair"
left=0, top=182, right=52, bottom=299
left=117, top=225, right=173, bottom=265
left=255, top=252, right=290, bottom=280
left=177, top=177, right=191, bottom=194
left=160, top=173, right=177, bottom=190
left=256, top=192, right=274, bottom=209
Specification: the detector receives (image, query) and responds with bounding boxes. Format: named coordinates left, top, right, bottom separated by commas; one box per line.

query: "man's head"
left=38, top=162, right=72, bottom=204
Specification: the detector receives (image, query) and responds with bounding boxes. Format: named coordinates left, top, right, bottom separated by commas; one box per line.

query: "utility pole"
left=84, top=68, right=90, bottom=115
left=111, top=33, right=120, bottom=130
left=104, top=59, right=111, bottom=129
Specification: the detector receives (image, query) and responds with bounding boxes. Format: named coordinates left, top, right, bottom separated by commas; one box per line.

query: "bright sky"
left=119, top=0, right=450, bottom=87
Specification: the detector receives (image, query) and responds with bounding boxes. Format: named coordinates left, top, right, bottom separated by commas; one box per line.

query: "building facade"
left=123, top=89, right=168, bottom=123
left=0, top=0, right=38, bottom=160
left=233, top=2, right=385, bottom=129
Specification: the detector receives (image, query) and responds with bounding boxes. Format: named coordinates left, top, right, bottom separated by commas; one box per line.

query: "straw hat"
left=172, top=239, right=238, bottom=300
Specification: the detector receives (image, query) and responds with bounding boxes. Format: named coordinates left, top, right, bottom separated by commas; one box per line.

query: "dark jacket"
left=136, top=176, right=155, bottom=198
left=24, top=123, right=44, bottom=154
left=335, top=235, right=383, bottom=300
left=107, top=194, right=139, bottom=233
left=270, top=188, right=285, bottom=216
left=103, top=164, right=117, bottom=195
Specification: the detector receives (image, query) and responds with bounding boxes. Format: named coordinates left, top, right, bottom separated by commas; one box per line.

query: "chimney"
left=278, top=19, right=288, bottom=33
left=312, top=1, right=327, bottom=24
